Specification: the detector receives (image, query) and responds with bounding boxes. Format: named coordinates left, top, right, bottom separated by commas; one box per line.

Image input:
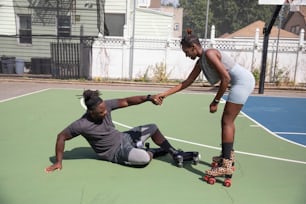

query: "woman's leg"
left=221, top=101, right=243, bottom=159
left=205, top=102, right=242, bottom=176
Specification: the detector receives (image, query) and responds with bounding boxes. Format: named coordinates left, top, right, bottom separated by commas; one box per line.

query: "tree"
left=210, top=0, right=239, bottom=36
left=179, top=0, right=210, bottom=38
left=179, top=0, right=275, bottom=38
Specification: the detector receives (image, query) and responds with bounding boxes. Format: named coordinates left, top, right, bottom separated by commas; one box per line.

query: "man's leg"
left=114, top=135, right=152, bottom=167
left=126, top=124, right=180, bottom=158
left=149, top=125, right=180, bottom=156
left=127, top=148, right=151, bottom=166
left=124, top=124, right=168, bottom=158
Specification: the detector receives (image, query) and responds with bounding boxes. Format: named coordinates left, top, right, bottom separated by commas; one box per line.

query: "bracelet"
left=146, top=94, right=151, bottom=101
left=213, top=99, right=220, bottom=104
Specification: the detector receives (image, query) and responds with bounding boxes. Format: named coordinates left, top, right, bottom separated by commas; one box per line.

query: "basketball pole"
left=258, top=5, right=283, bottom=94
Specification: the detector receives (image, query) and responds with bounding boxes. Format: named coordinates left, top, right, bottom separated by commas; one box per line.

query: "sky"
left=161, top=0, right=180, bottom=7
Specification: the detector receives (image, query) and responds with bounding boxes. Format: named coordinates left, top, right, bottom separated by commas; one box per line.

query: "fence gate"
left=51, top=42, right=81, bottom=79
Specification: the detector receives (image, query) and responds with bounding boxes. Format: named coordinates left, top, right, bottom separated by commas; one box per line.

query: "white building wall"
left=0, top=0, right=16, bottom=35
left=105, top=0, right=127, bottom=13
left=135, top=9, right=173, bottom=38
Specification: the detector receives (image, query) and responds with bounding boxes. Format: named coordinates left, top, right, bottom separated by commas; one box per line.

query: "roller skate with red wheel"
left=203, top=158, right=233, bottom=187
left=172, top=150, right=200, bottom=167
left=211, top=150, right=235, bottom=171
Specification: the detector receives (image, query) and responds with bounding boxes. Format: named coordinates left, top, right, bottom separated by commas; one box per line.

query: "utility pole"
left=129, top=0, right=136, bottom=80
left=259, top=5, right=282, bottom=94
left=204, top=0, right=210, bottom=39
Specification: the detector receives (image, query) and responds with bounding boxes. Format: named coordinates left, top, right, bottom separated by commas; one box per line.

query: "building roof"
left=283, top=6, right=306, bottom=27
left=220, top=20, right=299, bottom=39
left=297, top=5, right=306, bottom=22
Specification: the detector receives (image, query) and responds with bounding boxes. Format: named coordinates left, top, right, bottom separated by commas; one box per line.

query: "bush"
left=252, top=69, right=260, bottom=85
left=150, top=62, right=171, bottom=83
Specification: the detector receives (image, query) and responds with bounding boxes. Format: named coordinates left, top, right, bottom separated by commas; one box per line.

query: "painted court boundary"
left=80, top=98, right=306, bottom=165
left=0, top=88, right=304, bottom=165
left=112, top=120, right=306, bottom=165
left=240, top=111, right=306, bottom=148
left=0, top=88, right=50, bottom=103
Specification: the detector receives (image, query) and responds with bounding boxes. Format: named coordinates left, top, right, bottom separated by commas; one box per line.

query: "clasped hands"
left=151, top=94, right=165, bottom=105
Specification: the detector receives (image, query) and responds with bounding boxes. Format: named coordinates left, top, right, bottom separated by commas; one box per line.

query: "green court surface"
left=0, top=89, right=305, bottom=204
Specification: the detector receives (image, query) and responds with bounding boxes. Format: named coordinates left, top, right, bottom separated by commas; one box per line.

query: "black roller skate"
left=172, top=150, right=200, bottom=167
left=145, top=143, right=168, bottom=158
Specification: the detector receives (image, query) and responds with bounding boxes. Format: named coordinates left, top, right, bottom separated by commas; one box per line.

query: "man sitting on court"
left=45, top=89, right=182, bottom=172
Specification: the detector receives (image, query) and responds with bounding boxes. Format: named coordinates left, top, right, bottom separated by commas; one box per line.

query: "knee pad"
left=128, top=148, right=151, bottom=166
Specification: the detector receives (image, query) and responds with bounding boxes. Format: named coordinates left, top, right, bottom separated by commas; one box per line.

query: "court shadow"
left=154, top=155, right=211, bottom=179
left=48, top=147, right=149, bottom=169
left=49, top=147, right=99, bottom=163
left=48, top=148, right=211, bottom=172
left=182, top=160, right=212, bottom=181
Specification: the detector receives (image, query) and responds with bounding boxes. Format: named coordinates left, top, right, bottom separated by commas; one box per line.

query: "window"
left=104, top=13, right=125, bottom=36
left=19, top=15, right=32, bottom=44
left=295, top=25, right=300, bottom=34
left=290, top=25, right=301, bottom=35
left=290, top=26, right=295, bottom=33
left=57, top=16, right=71, bottom=37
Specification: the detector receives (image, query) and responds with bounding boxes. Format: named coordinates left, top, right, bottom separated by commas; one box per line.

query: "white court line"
left=222, top=106, right=305, bottom=147
left=113, top=121, right=306, bottom=165
left=240, top=111, right=306, bottom=148
left=274, top=132, right=306, bottom=136
left=3, top=89, right=304, bottom=165
left=80, top=97, right=86, bottom=109
left=80, top=98, right=306, bottom=165
left=0, top=88, right=50, bottom=103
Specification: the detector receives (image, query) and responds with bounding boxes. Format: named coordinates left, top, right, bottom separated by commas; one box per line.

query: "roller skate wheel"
left=192, top=160, right=199, bottom=165
left=192, top=157, right=199, bottom=165
left=208, top=177, right=216, bottom=185
left=211, top=161, right=219, bottom=168
left=203, top=175, right=209, bottom=181
left=224, top=179, right=231, bottom=187
left=176, top=158, right=183, bottom=167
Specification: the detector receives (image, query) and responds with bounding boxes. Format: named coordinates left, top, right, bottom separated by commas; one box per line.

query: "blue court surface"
left=242, top=96, right=306, bottom=147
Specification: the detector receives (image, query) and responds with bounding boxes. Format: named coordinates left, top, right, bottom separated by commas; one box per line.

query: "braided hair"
left=180, top=28, right=201, bottom=48
left=83, top=90, right=103, bottom=110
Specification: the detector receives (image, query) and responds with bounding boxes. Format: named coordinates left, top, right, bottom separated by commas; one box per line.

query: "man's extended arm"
left=45, top=130, right=71, bottom=173
left=117, top=94, right=158, bottom=108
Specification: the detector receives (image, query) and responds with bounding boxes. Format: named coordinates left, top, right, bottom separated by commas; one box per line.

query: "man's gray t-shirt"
left=64, top=99, right=123, bottom=161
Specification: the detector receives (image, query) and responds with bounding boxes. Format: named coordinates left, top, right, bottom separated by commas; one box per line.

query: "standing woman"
left=154, top=29, right=255, bottom=180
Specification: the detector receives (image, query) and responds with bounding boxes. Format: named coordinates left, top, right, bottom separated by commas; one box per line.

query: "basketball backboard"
left=258, top=0, right=306, bottom=5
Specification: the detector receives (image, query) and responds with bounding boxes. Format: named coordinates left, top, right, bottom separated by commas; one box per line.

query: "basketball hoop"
left=258, top=0, right=306, bottom=6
